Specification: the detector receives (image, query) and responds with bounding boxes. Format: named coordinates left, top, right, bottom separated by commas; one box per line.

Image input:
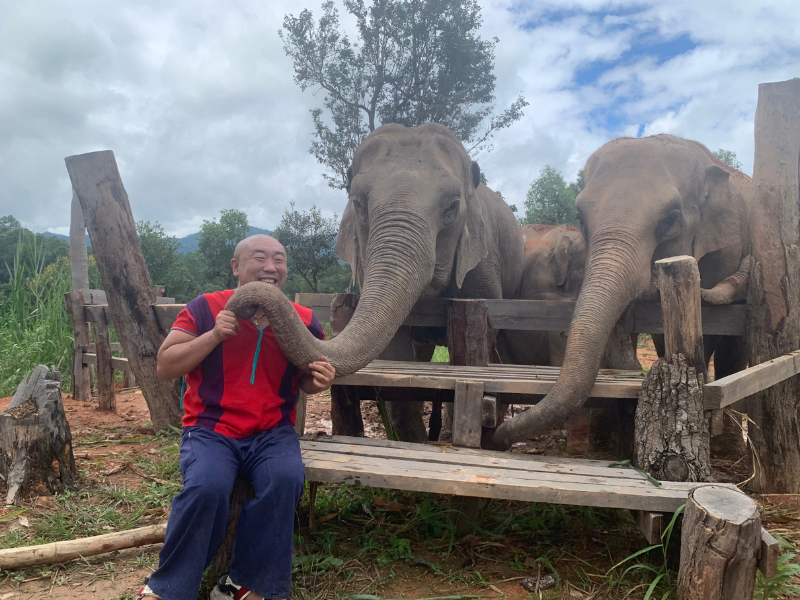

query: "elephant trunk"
left=227, top=216, right=435, bottom=377
left=493, top=232, right=652, bottom=449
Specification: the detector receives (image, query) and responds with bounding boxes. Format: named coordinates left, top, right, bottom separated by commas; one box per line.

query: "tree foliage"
left=198, top=209, right=250, bottom=289
left=137, top=221, right=180, bottom=285
left=520, top=166, right=581, bottom=227
left=273, top=202, right=339, bottom=293
left=712, top=148, right=743, bottom=170
left=280, top=0, right=528, bottom=188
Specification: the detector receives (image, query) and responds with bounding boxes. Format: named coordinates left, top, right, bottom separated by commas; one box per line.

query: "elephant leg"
left=709, top=336, right=748, bottom=458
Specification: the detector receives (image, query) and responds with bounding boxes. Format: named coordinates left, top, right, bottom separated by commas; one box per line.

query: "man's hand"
left=213, top=310, right=240, bottom=342
left=300, top=356, right=336, bottom=394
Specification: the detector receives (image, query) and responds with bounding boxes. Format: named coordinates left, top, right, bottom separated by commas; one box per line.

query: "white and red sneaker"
left=210, top=574, right=253, bottom=600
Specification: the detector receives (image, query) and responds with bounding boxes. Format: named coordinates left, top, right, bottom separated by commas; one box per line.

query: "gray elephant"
left=228, top=123, right=524, bottom=442
left=493, top=134, right=752, bottom=450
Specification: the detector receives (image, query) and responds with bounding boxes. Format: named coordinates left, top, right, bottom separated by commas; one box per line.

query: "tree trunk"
left=633, top=257, right=711, bottom=482
left=0, top=367, right=77, bottom=505
left=328, top=294, right=364, bottom=436
left=65, top=151, right=181, bottom=431
left=746, top=78, right=800, bottom=493
left=677, top=485, right=760, bottom=600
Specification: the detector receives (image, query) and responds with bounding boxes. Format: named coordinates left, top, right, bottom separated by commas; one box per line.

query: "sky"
left=1, top=0, right=798, bottom=237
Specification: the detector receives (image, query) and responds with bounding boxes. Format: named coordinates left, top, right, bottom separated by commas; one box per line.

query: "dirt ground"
left=0, top=341, right=797, bottom=599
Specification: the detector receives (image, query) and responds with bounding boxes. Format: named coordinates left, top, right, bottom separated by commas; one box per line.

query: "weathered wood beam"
left=82, top=353, right=132, bottom=373
left=65, top=150, right=180, bottom=431
left=64, top=291, right=91, bottom=401
left=85, top=305, right=115, bottom=412
left=704, top=350, right=800, bottom=409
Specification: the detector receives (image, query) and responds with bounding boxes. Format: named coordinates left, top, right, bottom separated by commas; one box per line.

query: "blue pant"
left=147, top=425, right=305, bottom=600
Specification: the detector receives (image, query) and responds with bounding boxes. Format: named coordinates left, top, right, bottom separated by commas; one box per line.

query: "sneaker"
left=136, top=582, right=163, bottom=599
left=210, top=573, right=253, bottom=600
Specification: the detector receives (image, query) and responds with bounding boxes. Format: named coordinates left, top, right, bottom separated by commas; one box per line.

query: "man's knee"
left=183, top=474, right=235, bottom=508
left=270, top=459, right=305, bottom=493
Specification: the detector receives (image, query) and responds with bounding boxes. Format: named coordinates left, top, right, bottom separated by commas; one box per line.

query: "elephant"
left=493, top=134, right=752, bottom=450
left=228, top=123, right=525, bottom=442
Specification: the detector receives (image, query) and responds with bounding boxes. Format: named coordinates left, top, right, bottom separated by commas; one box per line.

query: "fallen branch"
left=0, top=523, right=166, bottom=569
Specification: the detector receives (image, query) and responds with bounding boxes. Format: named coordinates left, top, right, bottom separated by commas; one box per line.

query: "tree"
left=520, top=166, right=579, bottom=226
left=280, top=0, right=528, bottom=188
left=198, top=210, right=250, bottom=289
left=136, top=221, right=180, bottom=285
left=273, top=202, right=338, bottom=293
left=0, top=215, right=21, bottom=230
left=712, top=149, right=743, bottom=170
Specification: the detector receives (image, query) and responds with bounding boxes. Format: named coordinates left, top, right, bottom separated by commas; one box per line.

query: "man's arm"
left=157, top=310, right=240, bottom=380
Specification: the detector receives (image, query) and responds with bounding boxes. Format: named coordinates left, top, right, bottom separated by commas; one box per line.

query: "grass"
left=0, top=234, right=74, bottom=395
left=432, top=346, right=449, bottom=363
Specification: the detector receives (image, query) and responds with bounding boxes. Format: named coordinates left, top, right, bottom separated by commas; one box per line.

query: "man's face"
left=231, top=237, right=289, bottom=289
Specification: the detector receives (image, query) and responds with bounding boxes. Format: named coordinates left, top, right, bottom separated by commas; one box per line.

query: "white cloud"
left=1, top=0, right=798, bottom=234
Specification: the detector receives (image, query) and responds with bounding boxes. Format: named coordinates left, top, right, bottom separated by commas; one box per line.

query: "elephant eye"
left=656, top=210, right=681, bottom=241
left=441, top=198, right=460, bottom=225
left=353, top=199, right=368, bottom=224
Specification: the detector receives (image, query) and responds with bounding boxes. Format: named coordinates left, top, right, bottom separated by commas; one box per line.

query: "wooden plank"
left=631, top=510, right=664, bottom=545
left=152, top=304, right=186, bottom=333
left=82, top=353, right=132, bottom=373
left=703, top=350, right=800, bottom=409
left=88, top=342, right=124, bottom=353
left=453, top=381, right=484, bottom=447
left=301, top=451, right=720, bottom=512
left=758, top=528, right=779, bottom=577
left=86, top=306, right=116, bottom=411
left=632, top=303, right=747, bottom=337
left=64, top=291, right=91, bottom=401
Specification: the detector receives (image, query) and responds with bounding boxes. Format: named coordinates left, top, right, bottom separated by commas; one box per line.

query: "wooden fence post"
left=328, top=293, right=364, bottom=436
left=746, top=78, right=800, bottom=493
left=65, top=291, right=91, bottom=401
left=86, top=306, right=115, bottom=412
left=633, top=256, right=711, bottom=482
left=677, top=486, right=760, bottom=600
left=65, top=151, right=180, bottom=431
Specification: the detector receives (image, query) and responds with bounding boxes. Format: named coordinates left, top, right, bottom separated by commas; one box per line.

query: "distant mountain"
left=177, top=226, right=272, bottom=253
left=43, top=226, right=273, bottom=254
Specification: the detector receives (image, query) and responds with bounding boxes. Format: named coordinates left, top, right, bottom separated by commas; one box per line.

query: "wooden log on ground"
left=633, top=257, right=711, bottom=482
left=0, top=523, right=166, bottom=569
left=86, top=306, right=115, bottom=412
left=65, top=150, right=180, bottom=431
left=0, top=367, right=77, bottom=505
left=746, top=78, right=800, bottom=493
left=328, top=293, right=364, bottom=436
left=677, top=485, right=760, bottom=600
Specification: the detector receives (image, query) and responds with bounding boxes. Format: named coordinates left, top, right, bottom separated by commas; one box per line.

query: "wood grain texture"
left=677, top=485, right=760, bottom=600
left=64, top=291, right=91, bottom=401
left=704, top=350, right=800, bottom=409
left=86, top=305, right=115, bottom=412
left=746, top=78, right=800, bottom=493
left=65, top=150, right=180, bottom=431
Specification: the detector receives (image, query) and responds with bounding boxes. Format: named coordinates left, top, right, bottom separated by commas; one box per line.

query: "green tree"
left=520, top=166, right=579, bottom=226
left=0, top=215, right=21, bottom=230
left=198, top=209, right=250, bottom=289
left=280, top=0, right=528, bottom=188
left=273, top=202, right=338, bottom=293
left=712, top=148, right=743, bottom=170
left=136, top=221, right=180, bottom=285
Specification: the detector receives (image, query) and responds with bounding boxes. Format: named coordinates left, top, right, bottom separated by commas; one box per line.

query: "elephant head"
left=493, top=134, right=751, bottom=449
left=520, top=224, right=586, bottom=301
left=228, top=123, right=491, bottom=376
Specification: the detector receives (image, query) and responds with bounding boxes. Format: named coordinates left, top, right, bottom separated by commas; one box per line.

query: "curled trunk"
left=493, top=240, right=649, bottom=449
left=227, top=223, right=433, bottom=377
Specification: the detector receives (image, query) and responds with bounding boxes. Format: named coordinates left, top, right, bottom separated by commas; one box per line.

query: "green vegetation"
left=519, top=166, right=584, bottom=227
left=712, top=148, right=743, bottom=170
left=280, top=0, right=528, bottom=188
left=198, top=208, right=251, bottom=290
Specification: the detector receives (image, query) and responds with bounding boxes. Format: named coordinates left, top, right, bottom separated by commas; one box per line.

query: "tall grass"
left=0, top=233, right=74, bottom=396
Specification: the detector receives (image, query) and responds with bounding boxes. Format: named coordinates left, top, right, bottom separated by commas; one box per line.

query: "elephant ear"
left=335, top=199, right=361, bottom=288
left=550, top=234, right=573, bottom=288
left=454, top=161, right=489, bottom=289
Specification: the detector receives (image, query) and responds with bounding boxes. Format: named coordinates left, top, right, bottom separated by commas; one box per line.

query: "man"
left=139, top=235, right=335, bottom=600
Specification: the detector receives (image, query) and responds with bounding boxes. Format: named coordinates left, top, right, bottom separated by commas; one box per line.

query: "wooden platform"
left=300, top=435, right=736, bottom=513
left=334, top=360, right=646, bottom=398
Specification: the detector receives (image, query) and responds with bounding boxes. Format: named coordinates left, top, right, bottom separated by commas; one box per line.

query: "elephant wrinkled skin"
left=227, top=123, right=524, bottom=442
left=493, top=134, right=753, bottom=450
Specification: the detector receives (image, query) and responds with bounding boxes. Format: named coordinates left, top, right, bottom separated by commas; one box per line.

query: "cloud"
left=0, top=0, right=798, bottom=234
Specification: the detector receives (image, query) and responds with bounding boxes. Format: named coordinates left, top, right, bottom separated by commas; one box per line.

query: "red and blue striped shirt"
left=171, top=289, right=325, bottom=438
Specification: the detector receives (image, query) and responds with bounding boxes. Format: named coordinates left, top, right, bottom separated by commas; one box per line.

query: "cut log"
left=677, top=485, right=760, bottom=600
left=86, top=305, right=115, bottom=412
left=0, top=367, right=77, bottom=505
left=65, top=151, right=181, bottom=431
left=634, top=257, right=711, bottom=482
left=0, top=523, right=166, bottom=569
left=746, top=78, right=800, bottom=493
left=328, top=293, right=364, bottom=436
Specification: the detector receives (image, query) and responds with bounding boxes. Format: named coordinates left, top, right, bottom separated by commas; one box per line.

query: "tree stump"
left=633, top=256, right=711, bottom=482
left=0, top=367, right=77, bottom=505
left=677, top=485, right=760, bottom=600
left=745, top=78, right=800, bottom=493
